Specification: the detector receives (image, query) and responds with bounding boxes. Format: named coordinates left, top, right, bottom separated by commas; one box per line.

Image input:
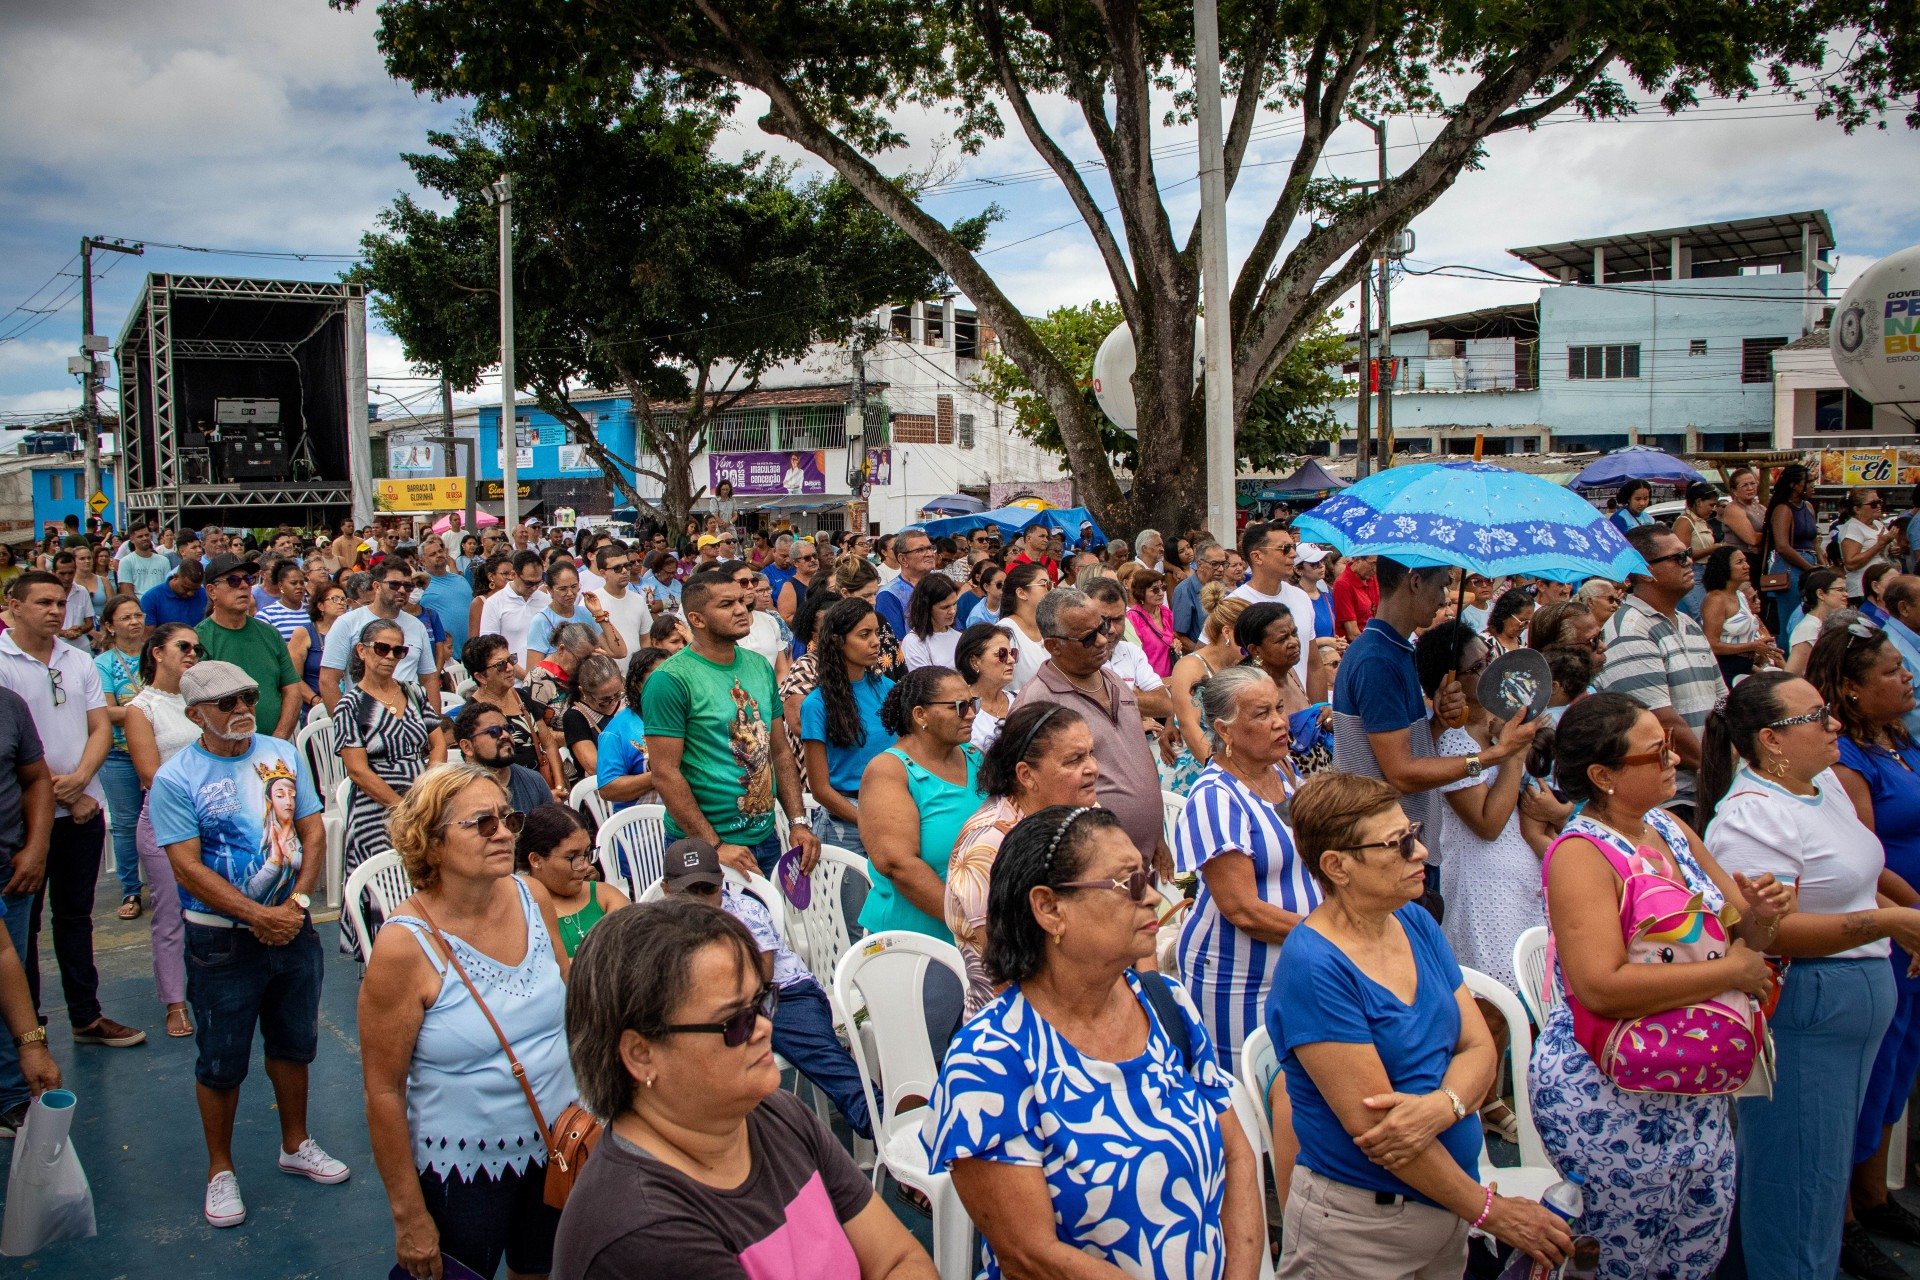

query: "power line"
left=0, top=253, right=81, bottom=328
left=104, top=236, right=360, bottom=263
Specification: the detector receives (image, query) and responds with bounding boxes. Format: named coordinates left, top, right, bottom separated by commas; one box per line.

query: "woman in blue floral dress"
left=929, top=805, right=1264, bottom=1280
left=1535, top=694, right=1790, bottom=1280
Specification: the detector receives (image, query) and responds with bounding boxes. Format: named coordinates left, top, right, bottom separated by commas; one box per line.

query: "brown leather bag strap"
left=412, top=900, right=554, bottom=1147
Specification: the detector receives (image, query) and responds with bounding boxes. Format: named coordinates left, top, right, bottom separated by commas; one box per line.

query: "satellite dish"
left=1832, top=244, right=1920, bottom=422
left=1091, top=319, right=1207, bottom=437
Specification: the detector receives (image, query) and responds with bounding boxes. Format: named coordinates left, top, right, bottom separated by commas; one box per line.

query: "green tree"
left=337, top=0, right=1915, bottom=536
left=975, top=300, right=1347, bottom=471
left=353, top=97, right=982, bottom=529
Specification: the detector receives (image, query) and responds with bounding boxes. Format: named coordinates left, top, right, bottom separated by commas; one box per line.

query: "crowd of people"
left=5, top=479, right=1920, bottom=1280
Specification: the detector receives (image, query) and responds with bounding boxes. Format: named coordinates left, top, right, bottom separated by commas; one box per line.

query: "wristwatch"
left=13, top=1026, right=46, bottom=1050
left=290, top=892, right=312, bottom=914
left=1463, top=754, right=1484, bottom=779
left=788, top=816, right=811, bottom=830
left=1440, top=1086, right=1467, bottom=1121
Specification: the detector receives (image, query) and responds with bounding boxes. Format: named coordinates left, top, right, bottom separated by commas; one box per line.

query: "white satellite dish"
left=1091, top=319, right=1207, bottom=437
left=1832, top=244, right=1920, bottom=422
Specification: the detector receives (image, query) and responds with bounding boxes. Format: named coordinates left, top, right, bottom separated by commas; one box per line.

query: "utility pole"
left=440, top=375, right=477, bottom=534
left=77, top=236, right=143, bottom=528
left=482, top=176, right=520, bottom=530
left=1355, top=259, right=1373, bottom=479
left=1194, top=0, right=1237, bottom=543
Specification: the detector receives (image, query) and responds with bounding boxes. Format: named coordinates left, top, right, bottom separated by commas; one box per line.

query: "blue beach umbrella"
left=1569, top=445, right=1705, bottom=491
left=1291, top=460, right=1649, bottom=583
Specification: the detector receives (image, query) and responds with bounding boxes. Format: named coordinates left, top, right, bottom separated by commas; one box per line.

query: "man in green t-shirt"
left=196, top=554, right=304, bottom=740
left=643, top=568, right=818, bottom=876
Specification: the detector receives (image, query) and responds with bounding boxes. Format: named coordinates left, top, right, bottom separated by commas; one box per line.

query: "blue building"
left=30, top=463, right=116, bottom=533
left=1326, top=210, right=1834, bottom=458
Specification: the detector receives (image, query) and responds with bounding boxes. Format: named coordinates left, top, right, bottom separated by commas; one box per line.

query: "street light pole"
left=78, top=236, right=142, bottom=527
left=1194, top=0, right=1237, bottom=543
left=483, top=176, right=520, bottom=531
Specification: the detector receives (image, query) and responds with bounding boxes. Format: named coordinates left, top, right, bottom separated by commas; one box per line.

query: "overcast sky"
left=3, top=0, right=1916, bottom=425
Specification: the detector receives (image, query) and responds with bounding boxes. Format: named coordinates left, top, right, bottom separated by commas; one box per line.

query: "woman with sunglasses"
left=335, top=619, right=449, bottom=957
left=361, top=764, right=576, bottom=1280
left=515, top=801, right=629, bottom=958
left=560, top=654, right=623, bottom=781
left=800, top=599, right=896, bottom=858
left=1701, top=545, right=1782, bottom=684
left=292, top=580, right=348, bottom=700
left=1808, top=624, right=1920, bottom=1269
left=95, top=594, right=151, bottom=918
left=1266, top=772, right=1572, bottom=1278
left=931, top=805, right=1263, bottom=1280
left=1786, top=569, right=1848, bottom=675
left=956, top=558, right=1003, bottom=630
left=957, top=621, right=1019, bottom=752
left=946, top=703, right=1099, bottom=1015
left=1840, top=489, right=1899, bottom=603
left=121, top=623, right=202, bottom=1037
left=1533, top=692, right=1784, bottom=1280
left=856, top=666, right=986, bottom=940
left=464, top=634, right=566, bottom=796
left=1173, top=664, right=1315, bottom=1080
left=553, top=899, right=930, bottom=1280
left=1700, top=670, right=1912, bottom=1280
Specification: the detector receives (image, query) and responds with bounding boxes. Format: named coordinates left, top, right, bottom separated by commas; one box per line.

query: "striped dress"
left=1174, top=761, right=1319, bottom=1074
left=333, top=684, right=435, bottom=955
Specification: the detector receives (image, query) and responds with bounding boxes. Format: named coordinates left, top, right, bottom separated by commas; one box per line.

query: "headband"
left=1042, top=806, right=1094, bottom=877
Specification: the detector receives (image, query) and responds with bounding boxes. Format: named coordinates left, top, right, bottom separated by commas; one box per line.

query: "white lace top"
left=127, top=686, right=199, bottom=767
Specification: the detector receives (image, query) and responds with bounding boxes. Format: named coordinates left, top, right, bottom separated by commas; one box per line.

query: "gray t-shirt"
left=0, top=688, right=45, bottom=872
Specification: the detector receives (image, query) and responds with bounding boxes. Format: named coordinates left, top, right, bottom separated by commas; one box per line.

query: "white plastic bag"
left=1, top=1089, right=96, bottom=1256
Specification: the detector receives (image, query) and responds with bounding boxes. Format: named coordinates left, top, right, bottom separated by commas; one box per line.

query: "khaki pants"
left=1277, top=1165, right=1469, bottom=1280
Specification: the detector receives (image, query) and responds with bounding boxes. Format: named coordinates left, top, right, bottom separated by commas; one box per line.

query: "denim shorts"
left=185, top=921, right=324, bottom=1090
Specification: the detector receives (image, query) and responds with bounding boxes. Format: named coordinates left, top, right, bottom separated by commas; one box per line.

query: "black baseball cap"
left=662, top=837, right=724, bottom=892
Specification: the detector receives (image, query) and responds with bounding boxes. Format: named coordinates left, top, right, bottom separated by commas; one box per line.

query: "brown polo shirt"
left=1010, top=661, right=1164, bottom=860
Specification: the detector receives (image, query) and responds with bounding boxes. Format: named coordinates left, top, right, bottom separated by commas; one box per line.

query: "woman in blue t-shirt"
left=1267, top=771, right=1572, bottom=1278
left=799, top=599, right=894, bottom=857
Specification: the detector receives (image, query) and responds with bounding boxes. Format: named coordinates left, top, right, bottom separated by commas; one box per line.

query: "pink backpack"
left=1543, top=821, right=1763, bottom=1096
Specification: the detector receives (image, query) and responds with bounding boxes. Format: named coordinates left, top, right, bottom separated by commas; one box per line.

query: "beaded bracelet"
left=1470, top=1184, right=1495, bottom=1230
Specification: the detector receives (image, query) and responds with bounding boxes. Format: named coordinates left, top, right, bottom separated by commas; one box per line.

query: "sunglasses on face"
left=468, top=724, right=512, bottom=741
left=662, top=984, right=779, bottom=1047
left=1768, top=705, right=1835, bottom=730
left=1614, top=731, right=1675, bottom=769
left=443, top=808, right=526, bottom=839
left=1058, top=865, right=1160, bottom=904
left=1333, top=821, right=1423, bottom=861
left=484, top=659, right=515, bottom=674
left=366, top=641, right=411, bottom=659
left=1062, top=617, right=1118, bottom=648
left=212, top=690, right=260, bottom=714
left=219, top=573, right=256, bottom=590
left=172, top=640, right=206, bottom=658
left=1646, top=551, right=1691, bottom=569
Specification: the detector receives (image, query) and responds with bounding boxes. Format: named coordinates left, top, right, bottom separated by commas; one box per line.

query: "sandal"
left=166, top=1007, right=195, bottom=1038
left=117, top=894, right=143, bottom=921
left=1480, top=1098, right=1521, bottom=1145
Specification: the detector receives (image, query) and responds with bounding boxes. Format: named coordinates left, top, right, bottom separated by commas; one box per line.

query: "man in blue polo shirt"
left=1331, top=556, right=1532, bottom=917
left=142, top=557, right=207, bottom=627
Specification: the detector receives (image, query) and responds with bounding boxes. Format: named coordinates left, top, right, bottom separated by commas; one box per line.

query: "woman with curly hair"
left=799, top=598, right=896, bottom=857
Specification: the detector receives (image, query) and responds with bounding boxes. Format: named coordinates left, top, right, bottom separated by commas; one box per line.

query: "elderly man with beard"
left=150, top=660, right=342, bottom=1229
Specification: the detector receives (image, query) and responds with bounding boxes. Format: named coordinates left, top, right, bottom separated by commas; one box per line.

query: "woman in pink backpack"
left=1532, top=692, right=1792, bottom=1280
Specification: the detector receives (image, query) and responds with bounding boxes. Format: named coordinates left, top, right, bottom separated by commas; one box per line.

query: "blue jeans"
left=0, top=890, right=36, bottom=1113
left=185, top=921, right=324, bottom=1091
left=1737, top=956, right=1895, bottom=1280
left=811, top=811, right=866, bottom=859
left=98, top=751, right=143, bottom=898
left=748, top=832, right=784, bottom=878
left=775, top=979, right=872, bottom=1139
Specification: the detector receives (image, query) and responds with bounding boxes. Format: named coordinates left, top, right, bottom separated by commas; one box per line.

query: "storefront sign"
left=477, top=481, right=534, bottom=501
left=375, top=477, right=467, bottom=512
left=711, top=450, right=826, bottom=495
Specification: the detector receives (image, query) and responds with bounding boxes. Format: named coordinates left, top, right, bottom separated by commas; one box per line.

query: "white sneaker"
left=204, top=1171, right=246, bottom=1228
left=277, top=1138, right=350, bottom=1185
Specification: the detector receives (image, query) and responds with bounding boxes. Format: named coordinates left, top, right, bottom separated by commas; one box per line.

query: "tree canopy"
left=338, top=0, right=1917, bottom=535
left=353, top=96, right=979, bottom=528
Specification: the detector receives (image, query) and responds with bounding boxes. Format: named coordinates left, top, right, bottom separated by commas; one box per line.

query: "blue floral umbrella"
left=1290, top=461, right=1649, bottom=583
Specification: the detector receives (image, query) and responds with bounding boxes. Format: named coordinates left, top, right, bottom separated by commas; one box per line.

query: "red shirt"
left=1331, top=567, right=1380, bottom=634
left=1011, top=551, right=1061, bottom=584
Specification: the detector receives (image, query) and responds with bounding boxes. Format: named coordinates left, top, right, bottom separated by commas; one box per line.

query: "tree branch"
left=1491, top=44, right=1618, bottom=131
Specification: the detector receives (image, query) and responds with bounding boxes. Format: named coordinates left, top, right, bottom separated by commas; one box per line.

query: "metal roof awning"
left=1508, top=210, right=1835, bottom=283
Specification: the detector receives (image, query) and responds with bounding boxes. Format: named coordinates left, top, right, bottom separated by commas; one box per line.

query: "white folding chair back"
left=442, top=659, right=469, bottom=690
left=341, top=850, right=414, bottom=963
left=298, top=718, right=344, bottom=813
left=726, top=866, right=789, bottom=939
left=792, top=846, right=871, bottom=990
left=637, top=877, right=665, bottom=903
left=305, top=701, right=330, bottom=730
left=1460, top=965, right=1558, bottom=1195
left=1512, top=926, right=1558, bottom=1027
left=594, top=804, right=668, bottom=899
left=1161, top=789, right=1186, bottom=848
left=568, top=777, right=613, bottom=828
left=1239, top=1024, right=1281, bottom=1122
left=832, top=932, right=972, bottom=1280
left=322, top=808, right=346, bottom=912
left=1227, top=1077, right=1279, bottom=1280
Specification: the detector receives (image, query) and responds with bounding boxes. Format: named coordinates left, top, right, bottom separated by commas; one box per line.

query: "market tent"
left=921, top=493, right=986, bottom=515
left=917, top=504, right=1107, bottom=543
left=1570, top=445, right=1704, bottom=490
left=1262, top=459, right=1349, bottom=499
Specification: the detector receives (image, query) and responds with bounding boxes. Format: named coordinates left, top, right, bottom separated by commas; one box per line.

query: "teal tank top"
left=858, top=745, right=984, bottom=942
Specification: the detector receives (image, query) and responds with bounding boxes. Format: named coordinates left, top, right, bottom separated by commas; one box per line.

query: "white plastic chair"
left=1511, top=926, right=1557, bottom=1027
left=791, top=846, right=871, bottom=990
left=341, top=850, right=414, bottom=964
left=568, top=777, right=612, bottom=828
left=1239, top=1024, right=1281, bottom=1121
left=442, top=659, right=469, bottom=690
left=1161, top=788, right=1186, bottom=848
left=1460, top=965, right=1559, bottom=1198
left=594, top=803, right=668, bottom=899
left=832, top=932, right=973, bottom=1280
left=305, top=701, right=330, bottom=730
left=1227, top=1077, right=1280, bottom=1280
left=322, top=806, right=345, bottom=912
left=298, top=718, right=344, bottom=812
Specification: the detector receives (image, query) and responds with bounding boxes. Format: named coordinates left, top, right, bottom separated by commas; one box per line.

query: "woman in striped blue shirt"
left=1174, top=663, right=1319, bottom=1074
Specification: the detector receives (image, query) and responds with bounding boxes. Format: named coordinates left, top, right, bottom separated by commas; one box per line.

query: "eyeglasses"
left=1332, top=822, right=1423, bottom=861
left=931, top=696, right=981, bottom=715
left=367, top=641, right=412, bottom=659
left=1614, top=731, right=1675, bottom=769
left=1768, top=705, right=1835, bottom=730
left=442, top=808, right=526, bottom=839
left=1060, top=616, right=1117, bottom=648
left=46, top=667, right=64, bottom=708
left=539, top=847, right=594, bottom=867
left=172, top=640, right=207, bottom=658
left=1058, top=866, right=1160, bottom=904
left=213, top=690, right=260, bottom=714
left=661, top=984, right=779, bottom=1047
